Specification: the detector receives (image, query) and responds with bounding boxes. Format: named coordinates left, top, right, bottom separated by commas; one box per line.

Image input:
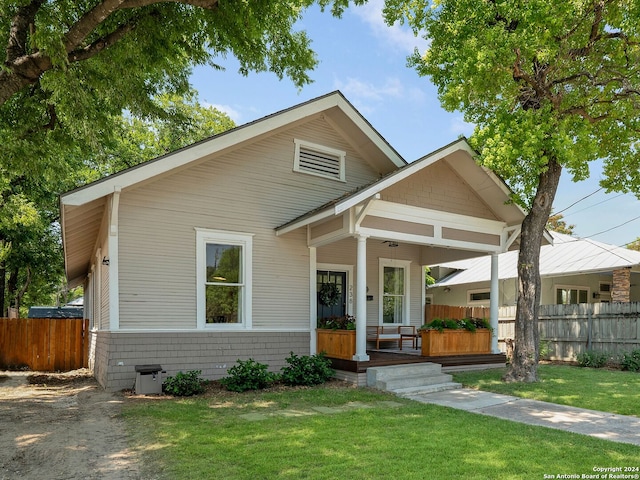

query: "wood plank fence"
left=0, top=317, right=89, bottom=371
left=425, top=303, right=640, bottom=361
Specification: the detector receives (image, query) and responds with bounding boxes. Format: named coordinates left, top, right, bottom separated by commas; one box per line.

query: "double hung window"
left=196, top=229, right=252, bottom=328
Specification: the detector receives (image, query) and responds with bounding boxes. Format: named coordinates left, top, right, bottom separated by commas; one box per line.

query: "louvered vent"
left=294, top=139, right=345, bottom=181
left=299, top=147, right=340, bottom=179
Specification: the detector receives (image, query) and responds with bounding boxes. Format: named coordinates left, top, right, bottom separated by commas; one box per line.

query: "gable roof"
left=276, top=137, right=528, bottom=235
left=60, top=91, right=406, bottom=285
left=433, top=231, right=640, bottom=287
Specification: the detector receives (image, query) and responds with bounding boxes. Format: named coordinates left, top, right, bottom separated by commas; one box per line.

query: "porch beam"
left=354, top=234, right=370, bottom=361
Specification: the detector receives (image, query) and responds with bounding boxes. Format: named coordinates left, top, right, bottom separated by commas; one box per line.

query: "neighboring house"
left=27, top=305, right=84, bottom=318
left=60, top=91, right=527, bottom=391
left=428, top=231, right=640, bottom=307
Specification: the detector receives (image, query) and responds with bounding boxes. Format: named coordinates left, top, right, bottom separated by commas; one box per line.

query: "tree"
left=627, top=238, right=640, bottom=252
left=384, top=0, right=640, bottom=381
left=0, top=0, right=358, bottom=314
left=547, top=214, right=575, bottom=235
left=0, top=91, right=235, bottom=316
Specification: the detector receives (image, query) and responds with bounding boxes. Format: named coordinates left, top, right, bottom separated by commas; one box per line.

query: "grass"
left=452, top=364, right=640, bottom=417
left=123, top=372, right=640, bottom=480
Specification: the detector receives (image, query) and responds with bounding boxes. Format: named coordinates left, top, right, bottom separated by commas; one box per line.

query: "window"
left=196, top=229, right=253, bottom=328
left=555, top=286, right=589, bottom=305
left=468, top=289, right=491, bottom=305
left=380, top=259, right=411, bottom=324
left=293, top=139, right=346, bottom=181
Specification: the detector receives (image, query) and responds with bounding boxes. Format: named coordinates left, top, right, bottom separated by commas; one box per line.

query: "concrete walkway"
left=405, top=388, right=640, bottom=446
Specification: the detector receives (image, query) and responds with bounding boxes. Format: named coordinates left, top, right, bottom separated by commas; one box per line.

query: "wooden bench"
left=366, top=325, right=417, bottom=350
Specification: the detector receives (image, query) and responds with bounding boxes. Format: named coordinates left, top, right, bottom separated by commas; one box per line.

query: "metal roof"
left=432, top=231, right=640, bottom=286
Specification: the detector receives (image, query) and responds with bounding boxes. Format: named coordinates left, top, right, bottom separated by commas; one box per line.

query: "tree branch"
left=68, top=21, right=138, bottom=63
left=5, top=0, right=45, bottom=63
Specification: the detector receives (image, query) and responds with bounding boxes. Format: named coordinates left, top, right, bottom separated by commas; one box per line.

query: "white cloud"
left=351, top=0, right=429, bottom=54
left=204, top=102, right=242, bottom=123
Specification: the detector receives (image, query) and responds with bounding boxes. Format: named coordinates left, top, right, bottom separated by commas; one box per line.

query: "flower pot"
left=421, top=329, right=491, bottom=356
left=317, top=329, right=356, bottom=360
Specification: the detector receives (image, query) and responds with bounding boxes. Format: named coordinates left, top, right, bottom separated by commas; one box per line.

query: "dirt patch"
left=0, top=369, right=141, bottom=480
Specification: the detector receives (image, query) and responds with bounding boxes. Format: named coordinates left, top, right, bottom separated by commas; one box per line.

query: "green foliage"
left=547, top=214, right=575, bottom=235
left=317, top=315, right=356, bottom=330
left=620, top=349, right=640, bottom=372
left=163, top=370, right=206, bottom=397
left=220, top=359, right=278, bottom=392
left=280, top=352, right=334, bottom=386
left=576, top=350, right=610, bottom=369
left=538, top=340, right=551, bottom=361
left=421, top=317, right=491, bottom=333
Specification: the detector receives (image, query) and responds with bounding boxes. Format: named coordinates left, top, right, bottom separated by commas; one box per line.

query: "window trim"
left=293, top=139, right=346, bottom=182
left=555, top=284, right=590, bottom=305
left=467, top=288, right=491, bottom=305
left=195, top=228, right=253, bottom=329
left=379, top=258, right=411, bottom=325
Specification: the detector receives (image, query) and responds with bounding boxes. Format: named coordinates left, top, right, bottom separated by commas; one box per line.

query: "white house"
left=428, top=231, right=640, bottom=307
left=60, top=92, right=527, bottom=391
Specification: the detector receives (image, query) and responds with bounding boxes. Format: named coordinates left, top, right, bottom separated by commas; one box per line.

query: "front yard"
left=123, top=366, right=640, bottom=480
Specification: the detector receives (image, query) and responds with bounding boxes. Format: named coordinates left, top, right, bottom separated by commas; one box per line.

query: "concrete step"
left=377, top=373, right=454, bottom=391
left=366, top=362, right=459, bottom=396
left=366, top=362, right=443, bottom=385
left=392, top=382, right=462, bottom=397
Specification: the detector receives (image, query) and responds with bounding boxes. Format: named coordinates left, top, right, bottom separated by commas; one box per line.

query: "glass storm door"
left=317, top=270, right=347, bottom=320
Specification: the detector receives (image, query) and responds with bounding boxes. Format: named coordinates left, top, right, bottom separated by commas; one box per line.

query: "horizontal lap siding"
left=318, top=239, right=424, bottom=327
left=118, top=118, right=381, bottom=331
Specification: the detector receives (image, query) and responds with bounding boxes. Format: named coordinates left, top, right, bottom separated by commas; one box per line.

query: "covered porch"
left=276, top=139, right=544, bottom=367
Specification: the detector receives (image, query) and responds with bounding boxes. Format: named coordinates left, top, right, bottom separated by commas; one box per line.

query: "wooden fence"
left=0, top=317, right=89, bottom=371
left=426, top=303, right=640, bottom=361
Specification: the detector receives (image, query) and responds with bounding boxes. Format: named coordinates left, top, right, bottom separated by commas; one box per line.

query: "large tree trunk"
left=503, top=157, right=562, bottom=383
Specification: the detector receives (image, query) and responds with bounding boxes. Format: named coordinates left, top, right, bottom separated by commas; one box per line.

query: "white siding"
left=118, top=117, right=382, bottom=330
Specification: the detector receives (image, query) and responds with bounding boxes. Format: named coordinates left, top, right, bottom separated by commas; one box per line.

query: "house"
left=60, top=91, right=527, bottom=391
left=27, top=305, right=84, bottom=319
left=428, top=231, right=640, bottom=307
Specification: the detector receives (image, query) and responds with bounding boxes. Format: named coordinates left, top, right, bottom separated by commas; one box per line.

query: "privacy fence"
left=425, top=303, right=640, bottom=362
left=0, top=317, right=89, bottom=371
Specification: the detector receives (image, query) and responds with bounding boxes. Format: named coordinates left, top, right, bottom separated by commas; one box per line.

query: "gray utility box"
left=134, top=364, right=165, bottom=395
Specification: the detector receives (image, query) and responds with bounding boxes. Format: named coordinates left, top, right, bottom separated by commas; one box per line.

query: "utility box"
left=134, top=364, right=164, bottom=395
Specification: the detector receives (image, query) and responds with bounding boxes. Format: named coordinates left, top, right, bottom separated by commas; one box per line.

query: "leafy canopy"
left=384, top=0, right=640, bottom=206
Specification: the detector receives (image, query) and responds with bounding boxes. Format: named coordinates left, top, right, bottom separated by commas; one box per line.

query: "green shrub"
left=539, top=340, right=551, bottom=360
left=280, top=352, right=334, bottom=386
left=220, top=358, right=277, bottom=392
left=163, top=370, right=205, bottom=396
left=576, top=350, right=609, bottom=368
left=621, top=349, right=640, bottom=372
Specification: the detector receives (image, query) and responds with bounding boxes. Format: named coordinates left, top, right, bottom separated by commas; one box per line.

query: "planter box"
left=421, top=329, right=491, bottom=356
left=317, top=329, right=356, bottom=360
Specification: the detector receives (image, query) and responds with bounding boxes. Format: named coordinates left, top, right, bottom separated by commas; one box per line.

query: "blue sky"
left=190, top=1, right=640, bottom=247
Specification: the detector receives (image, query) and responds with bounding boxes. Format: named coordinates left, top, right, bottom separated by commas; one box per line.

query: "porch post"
left=490, top=253, right=499, bottom=353
left=354, top=234, right=370, bottom=361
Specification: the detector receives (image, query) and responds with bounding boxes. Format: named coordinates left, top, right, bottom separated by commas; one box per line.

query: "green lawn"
left=123, top=369, right=640, bottom=480
left=452, top=364, right=640, bottom=417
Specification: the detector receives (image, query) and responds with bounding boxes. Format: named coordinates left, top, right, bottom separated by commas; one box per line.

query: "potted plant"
left=316, top=315, right=356, bottom=360
left=419, top=317, right=492, bottom=356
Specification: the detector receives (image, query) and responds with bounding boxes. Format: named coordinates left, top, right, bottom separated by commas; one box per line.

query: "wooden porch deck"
left=328, top=349, right=507, bottom=374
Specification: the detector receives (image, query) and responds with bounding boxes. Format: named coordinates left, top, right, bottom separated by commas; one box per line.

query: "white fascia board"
left=334, top=139, right=471, bottom=215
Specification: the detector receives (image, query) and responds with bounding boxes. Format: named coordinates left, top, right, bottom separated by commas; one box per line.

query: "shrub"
left=576, top=350, right=609, bottom=368
left=163, top=370, right=205, bottom=396
left=280, top=352, right=334, bottom=386
left=317, top=315, right=356, bottom=330
left=621, top=349, right=640, bottom=372
left=539, top=340, right=551, bottom=361
left=220, top=358, right=277, bottom=392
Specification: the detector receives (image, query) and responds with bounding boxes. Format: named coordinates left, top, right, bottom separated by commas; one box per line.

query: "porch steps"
left=366, top=363, right=461, bottom=397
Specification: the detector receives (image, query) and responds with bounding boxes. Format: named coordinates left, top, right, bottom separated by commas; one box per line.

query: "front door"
left=317, top=270, right=347, bottom=320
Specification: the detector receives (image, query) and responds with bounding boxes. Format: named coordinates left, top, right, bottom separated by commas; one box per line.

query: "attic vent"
left=294, top=139, right=346, bottom=182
